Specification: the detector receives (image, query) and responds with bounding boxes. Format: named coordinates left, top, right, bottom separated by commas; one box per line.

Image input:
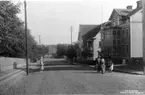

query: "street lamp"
left=24, top=0, right=29, bottom=75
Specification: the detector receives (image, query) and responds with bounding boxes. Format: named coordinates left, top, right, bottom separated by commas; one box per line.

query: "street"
left=0, top=59, right=145, bottom=95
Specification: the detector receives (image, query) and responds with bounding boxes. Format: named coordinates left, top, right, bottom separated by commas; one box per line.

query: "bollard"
left=13, top=62, right=17, bottom=69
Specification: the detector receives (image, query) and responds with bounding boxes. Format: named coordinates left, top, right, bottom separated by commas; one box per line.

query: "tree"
left=56, top=44, right=66, bottom=57
left=0, top=1, right=37, bottom=59
left=66, top=45, right=77, bottom=59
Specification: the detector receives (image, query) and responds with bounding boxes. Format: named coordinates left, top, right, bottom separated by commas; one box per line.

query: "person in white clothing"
left=40, top=56, right=44, bottom=71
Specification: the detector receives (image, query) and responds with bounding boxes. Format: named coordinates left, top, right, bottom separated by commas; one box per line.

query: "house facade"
left=82, top=25, right=101, bottom=60
left=100, top=7, right=133, bottom=63
left=100, top=0, right=142, bottom=63
left=93, top=32, right=101, bottom=60
left=130, top=9, right=142, bottom=58
left=78, top=25, right=98, bottom=59
left=77, top=0, right=143, bottom=64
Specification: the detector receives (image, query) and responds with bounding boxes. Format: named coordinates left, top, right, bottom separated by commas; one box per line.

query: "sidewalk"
left=0, top=62, right=39, bottom=81
left=113, top=64, right=144, bottom=75
left=74, top=61, right=144, bottom=75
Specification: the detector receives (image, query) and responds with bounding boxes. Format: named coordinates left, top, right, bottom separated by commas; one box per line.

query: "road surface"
left=0, top=59, right=145, bottom=95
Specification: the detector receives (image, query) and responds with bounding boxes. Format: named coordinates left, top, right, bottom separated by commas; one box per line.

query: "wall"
left=93, top=32, right=101, bottom=60
left=130, top=9, right=142, bottom=58
left=101, top=28, right=113, bottom=56
left=0, top=57, right=26, bottom=72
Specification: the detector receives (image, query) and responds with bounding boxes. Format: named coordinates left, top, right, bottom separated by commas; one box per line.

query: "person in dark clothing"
left=95, top=54, right=106, bottom=73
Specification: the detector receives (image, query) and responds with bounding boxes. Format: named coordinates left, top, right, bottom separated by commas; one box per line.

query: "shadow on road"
left=43, top=65, right=94, bottom=71
left=44, top=60, right=70, bottom=66
left=15, top=60, right=96, bottom=73
left=74, top=71, right=112, bottom=74
left=16, top=67, right=40, bottom=74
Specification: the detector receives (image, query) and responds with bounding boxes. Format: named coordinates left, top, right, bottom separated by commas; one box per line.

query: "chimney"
left=126, top=5, right=132, bottom=10
left=136, top=0, right=142, bottom=8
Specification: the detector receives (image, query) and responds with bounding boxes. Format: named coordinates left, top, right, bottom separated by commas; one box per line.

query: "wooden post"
left=24, top=0, right=29, bottom=75
left=142, top=0, right=145, bottom=74
left=71, top=26, right=72, bottom=45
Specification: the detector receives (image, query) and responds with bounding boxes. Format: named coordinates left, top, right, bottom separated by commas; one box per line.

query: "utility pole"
left=24, top=0, right=29, bottom=75
left=39, top=35, right=41, bottom=45
left=71, top=26, right=72, bottom=45
left=38, top=35, right=42, bottom=59
left=142, top=0, right=145, bottom=74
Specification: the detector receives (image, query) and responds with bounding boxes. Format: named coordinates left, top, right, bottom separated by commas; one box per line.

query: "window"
left=126, top=45, right=128, bottom=53
left=117, top=31, right=121, bottom=38
left=117, top=31, right=120, bottom=36
left=117, top=40, right=120, bottom=45
left=113, top=40, right=116, bottom=45
left=126, top=31, right=128, bottom=37
left=99, top=42, right=101, bottom=47
left=122, top=29, right=124, bottom=37
left=126, top=28, right=129, bottom=33
left=113, top=31, right=116, bottom=35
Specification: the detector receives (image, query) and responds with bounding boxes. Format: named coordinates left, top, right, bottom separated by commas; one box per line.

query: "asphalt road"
left=0, top=59, right=145, bottom=95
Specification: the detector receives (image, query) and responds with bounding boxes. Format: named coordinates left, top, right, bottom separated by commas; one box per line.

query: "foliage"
left=0, top=1, right=39, bottom=59
left=56, top=44, right=67, bottom=57
left=65, top=45, right=77, bottom=59
left=29, top=44, right=49, bottom=61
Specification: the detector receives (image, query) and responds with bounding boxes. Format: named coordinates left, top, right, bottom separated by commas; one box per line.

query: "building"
left=78, top=24, right=98, bottom=59
left=100, top=0, right=143, bottom=63
left=93, top=30, right=101, bottom=60
left=128, top=0, right=142, bottom=62
left=82, top=25, right=101, bottom=60
left=100, top=6, right=133, bottom=63
left=77, top=0, right=143, bottom=64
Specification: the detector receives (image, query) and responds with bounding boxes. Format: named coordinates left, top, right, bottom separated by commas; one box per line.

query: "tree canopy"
left=0, top=1, right=44, bottom=60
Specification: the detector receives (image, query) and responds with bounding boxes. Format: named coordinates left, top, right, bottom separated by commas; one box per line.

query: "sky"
left=15, top=0, right=138, bottom=45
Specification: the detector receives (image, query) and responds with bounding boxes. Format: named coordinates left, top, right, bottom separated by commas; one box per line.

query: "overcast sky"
left=17, top=0, right=137, bottom=45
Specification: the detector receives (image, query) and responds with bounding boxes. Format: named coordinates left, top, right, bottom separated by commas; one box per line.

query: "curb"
left=70, top=62, right=144, bottom=75
left=113, top=69, right=144, bottom=75
left=79, top=63, right=144, bottom=75
left=0, top=69, right=22, bottom=81
left=0, top=70, right=25, bottom=86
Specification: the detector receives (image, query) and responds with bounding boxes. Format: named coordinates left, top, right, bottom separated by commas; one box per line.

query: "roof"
left=115, top=9, right=132, bottom=15
left=128, top=7, right=142, bottom=17
left=82, top=25, right=101, bottom=41
left=109, top=9, right=132, bottom=20
left=78, top=24, right=98, bottom=41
